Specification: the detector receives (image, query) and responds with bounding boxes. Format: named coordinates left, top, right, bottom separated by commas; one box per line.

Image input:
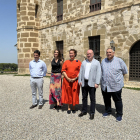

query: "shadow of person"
left=95, top=103, right=116, bottom=117
left=37, top=99, right=49, bottom=107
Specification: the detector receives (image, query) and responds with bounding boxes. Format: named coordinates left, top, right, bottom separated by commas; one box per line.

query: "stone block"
left=25, top=43, right=31, bottom=47
left=84, top=31, right=91, bottom=37
left=20, top=38, right=27, bottom=42
left=27, top=22, right=35, bottom=26
left=19, top=54, right=24, bottom=58
left=20, top=11, right=26, bottom=16
left=30, top=32, right=38, bottom=37
left=22, top=16, right=29, bottom=21
left=28, top=12, right=35, bottom=16
left=33, top=43, right=39, bottom=47
left=23, top=48, right=30, bottom=52
left=25, top=54, right=30, bottom=57
left=21, top=33, right=29, bottom=37
left=97, top=28, right=106, bottom=35
left=28, top=38, right=37, bottom=42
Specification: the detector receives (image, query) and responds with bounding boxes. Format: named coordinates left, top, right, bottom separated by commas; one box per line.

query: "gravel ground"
left=0, top=75, right=140, bottom=140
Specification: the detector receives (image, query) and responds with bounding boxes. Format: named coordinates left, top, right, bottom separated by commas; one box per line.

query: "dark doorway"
left=129, top=40, right=140, bottom=81
left=88, top=36, right=101, bottom=62
left=56, top=41, right=63, bottom=58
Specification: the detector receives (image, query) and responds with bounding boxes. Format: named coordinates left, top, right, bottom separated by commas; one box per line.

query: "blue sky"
left=0, top=0, right=17, bottom=64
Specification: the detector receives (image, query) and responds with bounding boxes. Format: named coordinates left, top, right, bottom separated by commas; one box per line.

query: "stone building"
left=16, top=0, right=140, bottom=87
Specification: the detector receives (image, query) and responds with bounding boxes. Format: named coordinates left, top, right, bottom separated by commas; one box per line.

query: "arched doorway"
left=129, top=40, right=140, bottom=81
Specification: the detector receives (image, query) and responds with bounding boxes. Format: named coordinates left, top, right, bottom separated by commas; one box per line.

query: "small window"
left=88, top=36, right=101, bottom=61
left=18, top=3, right=20, bottom=11
left=56, top=41, right=63, bottom=58
left=90, top=0, right=101, bottom=12
left=35, top=5, right=39, bottom=18
left=57, top=0, right=63, bottom=21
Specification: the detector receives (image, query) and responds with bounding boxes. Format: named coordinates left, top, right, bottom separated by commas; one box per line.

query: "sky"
left=0, top=0, right=17, bottom=64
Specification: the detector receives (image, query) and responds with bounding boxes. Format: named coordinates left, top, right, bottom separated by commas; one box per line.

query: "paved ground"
left=0, top=75, right=140, bottom=140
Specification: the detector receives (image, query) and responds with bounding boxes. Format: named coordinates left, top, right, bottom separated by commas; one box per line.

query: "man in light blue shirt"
left=101, top=48, right=127, bottom=122
left=29, top=50, right=47, bottom=109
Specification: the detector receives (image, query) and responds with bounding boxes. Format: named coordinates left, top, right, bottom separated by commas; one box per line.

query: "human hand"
left=95, top=84, right=99, bottom=88
left=79, top=82, right=82, bottom=86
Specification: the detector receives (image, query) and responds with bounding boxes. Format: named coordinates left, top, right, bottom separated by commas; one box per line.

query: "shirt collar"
left=107, top=56, right=115, bottom=62
left=33, top=59, right=40, bottom=62
left=86, top=58, right=93, bottom=63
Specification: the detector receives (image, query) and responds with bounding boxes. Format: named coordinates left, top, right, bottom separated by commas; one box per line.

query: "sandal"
left=53, top=105, right=57, bottom=110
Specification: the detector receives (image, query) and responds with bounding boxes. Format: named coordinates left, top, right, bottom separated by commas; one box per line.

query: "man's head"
left=34, top=50, right=40, bottom=61
left=106, top=48, right=115, bottom=60
left=87, top=49, right=94, bottom=62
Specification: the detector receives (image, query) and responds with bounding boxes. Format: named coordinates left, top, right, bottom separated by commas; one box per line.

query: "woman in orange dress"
left=61, top=49, right=81, bottom=114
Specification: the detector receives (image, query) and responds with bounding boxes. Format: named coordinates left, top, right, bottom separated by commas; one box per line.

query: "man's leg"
left=102, top=89, right=112, bottom=114
left=112, top=89, right=123, bottom=117
left=89, top=87, right=96, bottom=114
left=82, top=86, right=88, bottom=113
left=30, top=78, right=37, bottom=105
left=36, top=78, right=44, bottom=106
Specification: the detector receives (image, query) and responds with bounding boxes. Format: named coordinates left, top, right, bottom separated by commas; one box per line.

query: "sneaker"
left=102, top=113, right=110, bottom=118
left=116, top=116, right=122, bottom=122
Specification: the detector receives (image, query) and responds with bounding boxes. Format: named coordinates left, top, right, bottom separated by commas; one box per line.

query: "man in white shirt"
left=78, top=49, right=101, bottom=120
left=29, top=50, right=47, bottom=109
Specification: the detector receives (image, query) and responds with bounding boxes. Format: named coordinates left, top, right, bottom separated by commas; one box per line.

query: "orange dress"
left=61, top=60, right=81, bottom=106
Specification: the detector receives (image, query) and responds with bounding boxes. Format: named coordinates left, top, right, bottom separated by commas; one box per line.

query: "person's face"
left=34, top=53, right=40, bottom=60
left=106, top=49, right=115, bottom=60
left=87, top=50, right=94, bottom=61
left=69, top=51, right=75, bottom=60
left=54, top=50, right=59, bottom=58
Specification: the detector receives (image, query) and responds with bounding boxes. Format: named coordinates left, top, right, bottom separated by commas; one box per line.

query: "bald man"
left=78, top=49, right=101, bottom=120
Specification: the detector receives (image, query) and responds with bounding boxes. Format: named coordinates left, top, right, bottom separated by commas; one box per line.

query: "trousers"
left=102, top=88, right=123, bottom=117
left=30, top=77, right=44, bottom=105
left=82, top=80, right=96, bottom=114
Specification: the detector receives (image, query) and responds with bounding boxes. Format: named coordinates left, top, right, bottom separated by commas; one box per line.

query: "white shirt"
left=29, top=59, right=47, bottom=78
left=84, top=60, right=92, bottom=80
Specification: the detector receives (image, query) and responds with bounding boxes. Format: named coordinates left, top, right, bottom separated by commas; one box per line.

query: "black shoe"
left=72, top=110, right=76, bottom=114
left=89, top=114, right=94, bottom=120
left=38, top=105, right=43, bottom=109
left=67, top=110, right=71, bottom=114
left=78, top=112, right=87, bottom=117
left=53, top=105, right=57, bottom=110
left=30, top=104, right=37, bottom=109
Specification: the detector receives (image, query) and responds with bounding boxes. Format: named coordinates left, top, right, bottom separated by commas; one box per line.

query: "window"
left=88, top=36, right=101, bottom=61
left=56, top=41, right=63, bottom=58
left=90, top=0, right=101, bottom=12
left=57, top=0, right=63, bottom=21
left=35, top=5, right=39, bottom=18
left=18, top=3, right=20, bottom=11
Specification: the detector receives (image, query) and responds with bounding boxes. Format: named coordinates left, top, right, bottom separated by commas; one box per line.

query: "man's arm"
left=95, top=62, right=101, bottom=86
left=78, top=64, right=83, bottom=86
left=43, top=62, right=47, bottom=76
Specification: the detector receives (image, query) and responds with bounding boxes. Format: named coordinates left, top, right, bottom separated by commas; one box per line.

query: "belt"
left=32, top=77, right=43, bottom=79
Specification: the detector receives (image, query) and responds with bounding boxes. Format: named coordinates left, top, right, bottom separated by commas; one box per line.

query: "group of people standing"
left=29, top=48, right=127, bottom=122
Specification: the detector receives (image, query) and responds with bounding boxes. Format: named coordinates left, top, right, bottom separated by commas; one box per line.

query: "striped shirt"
left=101, top=56, right=128, bottom=92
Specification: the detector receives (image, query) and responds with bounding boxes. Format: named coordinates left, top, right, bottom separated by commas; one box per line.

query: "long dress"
left=61, top=60, right=81, bottom=106
left=49, top=59, right=62, bottom=105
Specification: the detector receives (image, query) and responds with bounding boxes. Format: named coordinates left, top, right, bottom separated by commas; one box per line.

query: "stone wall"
left=17, top=0, right=40, bottom=74
left=38, top=0, right=140, bottom=81
left=16, top=0, right=140, bottom=82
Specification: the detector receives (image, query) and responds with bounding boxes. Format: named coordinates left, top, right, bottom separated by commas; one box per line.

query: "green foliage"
left=0, top=63, right=18, bottom=71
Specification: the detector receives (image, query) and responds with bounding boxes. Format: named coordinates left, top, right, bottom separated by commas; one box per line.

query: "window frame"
left=90, top=0, right=101, bottom=12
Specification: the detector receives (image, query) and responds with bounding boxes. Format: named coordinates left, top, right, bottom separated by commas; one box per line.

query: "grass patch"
left=0, top=73, right=18, bottom=75
left=124, top=87, right=140, bottom=90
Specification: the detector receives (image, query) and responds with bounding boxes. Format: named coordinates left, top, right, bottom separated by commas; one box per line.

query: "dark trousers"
left=82, top=80, right=96, bottom=114
left=102, top=88, right=123, bottom=117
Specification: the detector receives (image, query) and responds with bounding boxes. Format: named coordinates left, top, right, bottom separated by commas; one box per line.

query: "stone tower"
left=16, top=0, right=40, bottom=74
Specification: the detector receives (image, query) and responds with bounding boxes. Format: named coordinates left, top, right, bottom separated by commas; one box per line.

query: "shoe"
left=30, top=104, right=37, bottom=109
left=78, top=112, right=87, bottom=117
left=72, top=110, right=76, bottom=114
left=89, top=114, right=94, bottom=120
left=53, top=105, right=57, bottom=110
left=116, top=116, right=122, bottom=122
left=102, top=113, right=110, bottom=118
left=38, top=105, right=43, bottom=109
left=67, top=110, right=71, bottom=114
